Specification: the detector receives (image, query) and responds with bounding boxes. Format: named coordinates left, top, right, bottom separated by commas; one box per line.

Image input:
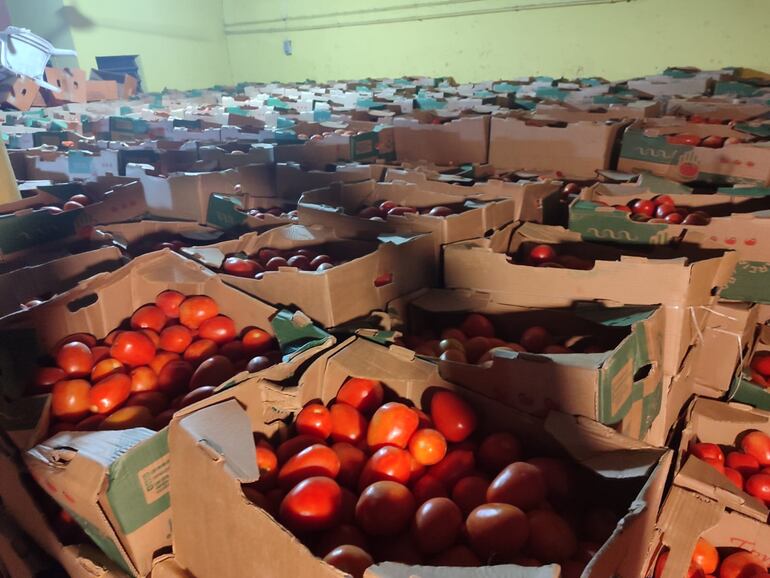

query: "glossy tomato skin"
left=413, top=497, right=463, bottom=555
left=487, top=462, right=547, bottom=511
left=329, top=403, right=367, bottom=445
left=124, top=391, right=168, bottom=415
left=241, top=327, right=275, bottom=355
left=331, top=443, right=367, bottom=488
left=745, top=473, right=770, bottom=505
left=408, top=428, right=447, bottom=466
left=526, top=509, right=578, bottom=562
left=33, top=367, right=66, bottom=391
left=741, top=431, right=770, bottom=466
left=157, top=360, right=194, bottom=394
left=189, top=355, right=235, bottom=390
left=322, top=545, right=373, bottom=578
left=358, top=446, right=412, bottom=488
left=91, top=358, right=125, bottom=382
left=276, top=435, right=326, bottom=464
left=412, top=474, right=448, bottom=505
left=430, top=390, right=477, bottom=442
left=355, top=481, right=415, bottom=537
left=465, top=503, right=529, bottom=560
left=159, top=325, right=193, bottom=353
left=279, top=477, right=342, bottom=533
left=478, top=432, right=522, bottom=473
left=89, top=373, right=131, bottom=414
left=56, top=342, right=94, bottom=377
left=451, top=475, right=490, bottom=515
left=110, top=331, right=156, bottom=366
left=198, top=315, right=237, bottom=344
left=130, top=305, right=167, bottom=333
left=155, top=290, right=185, bottom=318
left=183, top=339, right=218, bottom=365
left=178, top=296, right=219, bottom=329
left=691, top=538, right=719, bottom=575
left=336, top=378, right=384, bottom=416
left=690, top=442, right=724, bottom=464
left=278, top=444, right=340, bottom=489
left=366, top=402, right=419, bottom=449
left=428, top=447, right=475, bottom=488
left=718, top=551, right=766, bottom=578
left=296, top=403, right=333, bottom=439
left=100, top=406, right=154, bottom=430
left=726, top=451, right=760, bottom=477
left=130, top=366, right=158, bottom=393
left=51, top=379, right=91, bottom=421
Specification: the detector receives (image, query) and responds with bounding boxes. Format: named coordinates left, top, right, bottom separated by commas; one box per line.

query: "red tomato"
left=241, top=327, right=275, bottom=355
left=741, top=431, right=770, bottom=466
left=128, top=365, right=157, bottom=393
left=408, top=428, right=447, bottom=466
left=690, top=442, right=724, bottom=464
left=725, top=452, right=760, bottom=477
left=189, top=355, right=235, bottom=390
left=296, top=403, right=333, bottom=439
left=159, top=325, right=193, bottom=353
left=359, top=446, right=412, bottom=488
left=100, top=406, right=154, bottom=430
left=278, top=444, right=340, bottom=489
left=279, top=476, right=342, bottom=533
left=460, top=313, right=495, bottom=338
left=89, top=373, right=131, bottom=414
left=56, top=342, right=94, bottom=377
left=130, top=305, right=167, bottom=333
left=54, top=333, right=97, bottom=352
left=412, top=474, right=448, bottom=505
left=314, top=524, right=368, bottom=558
left=751, top=352, right=770, bottom=378
left=150, top=352, right=180, bottom=376
left=528, top=244, right=557, bottom=265
left=724, top=467, right=744, bottom=490
left=746, top=473, right=770, bottom=504
left=155, top=290, right=185, bottom=318
left=156, top=359, right=194, bottom=395
left=329, top=403, right=367, bottom=444
left=355, top=481, right=415, bottom=536
left=124, top=391, right=169, bottom=416
left=110, top=331, right=156, bottom=366
left=91, top=358, right=125, bottom=382
left=336, top=377, right=384, bottom=416
left=527, top=509, right=577, bottom=562
left=451, top=475, right=490, bottom=515
left=276, top=435, right=326, bottom=464
left=51, top=379, right=91, bottom=421
left=429, top=447, right=476, bottom=488
left=478, top=431, right=522, bottom=473
left=219, top=340, right=245, bottom=362
left=691, top=538, right=719, bottom=575
left=178, top=386, right=216, bottom=408
left=323, top=545, right=373, bottom=578
left=223, top=257, right=261, bottom=278
left=487, top=462, right=547, bottom=511
left=413, top=497, right=463, bottom=554
left=179, top=296, right=219, bottom=329
left=141, top=329, right=160, bottom=348
left=33, top=367, right=66, bottom=391
left=719, top=551, right=766, bottom=578
left=331, top=442, right=367, bottom=488
left=520, top=326, right=553, bottom=353
left=198, top=315, right=237, bottom=344
left=367, top=402, right=418, bottom=449
left=430, top=390, right=477, bottom=443
left=465, top=503, right=529, bottom=560
left=183, top=339, right=218, bottom=365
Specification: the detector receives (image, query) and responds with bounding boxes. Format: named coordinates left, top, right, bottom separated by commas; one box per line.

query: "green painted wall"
left=223, top=0, right=770, bottom=82
left=60, top=0, right=233, bottom=91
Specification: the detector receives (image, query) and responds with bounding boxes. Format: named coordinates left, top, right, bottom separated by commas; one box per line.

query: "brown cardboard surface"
left=87, top=81, right=120, bottom=102
left=97, top=221, right=226, bottom=257
left=535, top=101, right=662, bottom=122
left=43, top=68, right=88, bottom=105
left=666, top=98, right=770, bottom=121
left=169, top=336, right=669, bottom=578
left=276, top=162, right=385, bottom=203
left=488, top=116, right=624, bottom=179
left=393, top=116, right=489, bottom=165
left=182, top=224, right=436, bottom=328
left=0, top=76, right=40, bottom=111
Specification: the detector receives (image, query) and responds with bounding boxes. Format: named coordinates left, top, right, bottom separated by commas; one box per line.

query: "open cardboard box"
left=617, top=118, right=770, bottom=185
left=0, top=75, right=40, bottom=111
left=97, top=221, right=228, bottom=258
left=169, top=335, right=671, bottom=578
left=534, top=101, right=663, bottom=122
left=297, top=180, right=515, bottom=255
left=274, top=124, right=394, bottom=168
left=182, top=223, right=435, bottom=328
left=570, top=184, right=770, bottom=303
left=665, top=97, right=770, bottom=121
left=488, top=116, right=625, bottom=179
left=730, top=322, right=770, bottom=411
left=383, top=288, right=663, bottom=440
left=276, top=162, right=386, bottom=203
left=22, top=149, right=121, bottom=182
left=42, top=68, right=88, bottom=106
left=383, top=167, right=562, bottom=224
left=0, top=251, right=333, bottom=576
left=198, top=144, right=275, bottom=170
left=444, top=221, right=737, bottom=376
left=392, top=115, right=489, bottom=165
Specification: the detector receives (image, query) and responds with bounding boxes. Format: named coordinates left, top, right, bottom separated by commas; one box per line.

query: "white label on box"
left=138, top=455, right=171, bottom=505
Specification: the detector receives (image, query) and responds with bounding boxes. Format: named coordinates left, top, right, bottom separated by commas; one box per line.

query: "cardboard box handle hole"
left=633, top=363, right=653, bottom=382
left=66, top=293, right=98, bottom=313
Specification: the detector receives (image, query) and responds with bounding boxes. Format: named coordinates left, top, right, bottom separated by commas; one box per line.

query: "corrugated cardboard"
left=385, top=288, right=664, bottom=440
left=42, top=68, right=88, bottom=106
left=276, top=162, right=386, bottom=203
left=488, top=116, right=625, bottom=179
left=169, top=336, right=670, bottom=578
left=393, top=116, right=489, bottom=165
left=87, top=81, right=120, bottom=102
left=0, top=76, right=40, bottom=112
left=182, top=224, right=435, bottom=328
left=730, top=322, right=770, bottom=410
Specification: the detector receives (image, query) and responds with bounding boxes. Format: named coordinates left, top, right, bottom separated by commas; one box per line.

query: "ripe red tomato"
left=124, top=391, right=168, bottom=416
left=179, top=296, right=219, bottom=329
left=726, top=451, right=760, bottom=477
left=487, top=462, right=546, bottom=511
left=110, top=331, right=156, bottom=366
left=100, top=406, right=154, bottom=430
left=690, top=442, right=725, bottom=464
left=465, top=503, right=529, bottom=560
left=718, top=551, right=766, bottom=578
left=741, top=431, right=770, bottom=466
left=746, top=473, right=770, bottom=504
left=322, top=545, right=373, bottom=578
left=358, top=446, right=412, bottom=488
left=33, top=367, right=66, bottom=391
left=331, top=442, right=366, bottom=488
left=223, top=257, right=261, bottom=278
left=91, top=358, right=125, bottom=382
left=279, top=476, right=342, bottom=533
left=130, top=305, right=167, bottom=333
left=355, top=481, right=415, bottom=536
left=276, top=435, right=326, bottom=464
left=198, top=315, right=237, bottom=345
left=413, top=497, right=463, bottom=554
left=691, top=538, right=719, bottom=575
left=159, top=325, right=193, bottom=353
left=632, top=199, right=656, bottom=217
left=654, top=550, right=706, bottom=578
left=528, top=244, right=557, bottom=265
left=140, top=329, right=160, bottom=348
left=296, top=403, right=332, bottom=439
left=329, top=403, right=367, bottom=445
left=430, top=390, right=477, bottom=443
left=366, top=402, right=418, bottom=449
left=156, top=360, right=194, bottom=395
left=241, top=327, right=275, bottom=355
left=451, top=475, right=490, bottom=515
left=527, top=509, right=577, bottom=562
left=129, top=366, right=158, bottom=393
left=460, top=313, right=495, bottom=338
left=408, top=428, right=447, bottom=466
left=155, top=290, right=185, bottom=318
left=89, top=373, right=131, bottom=414
left=478, top=432, right=523, bottom=473
left=182, top=340, right=218, bottom=365
left=412, top=474, right=448, bottom=505
left=751, top=352, right=770, bottom=378
left=724, top=467, right=744, bottom=490
left=429, top=447, right=476, bottom=488
left=56, top=342, right=94, bottom=377
left=51, top=379, right=91, bottom=421
left=189, top=355, right=235, bottom=391
left=278, top=444, right=340, bottom=489
left=336, top=377, right=384, bottom=416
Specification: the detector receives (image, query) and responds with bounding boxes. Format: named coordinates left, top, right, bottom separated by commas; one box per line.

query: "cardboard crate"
left=488, top=116, right=625, bottom=179
left=444, top=222, right=737, bottom=376
left=22, top=149, right=121, bottom=182
left=276, top=162, right=386, bottom=203
left=731, top=322, right=770, bottom=411
left=169, top=336, right=671, bottom=578
left=392, top=115, right=489, bottom=165
left=385, top=288, right=664, bottom=440
left=0, top=76, right=40, bottom=112
left=569, top=184, right=770, bottom=303
left=665, top=97, right=770, bottom=121
left=182, top=224, right=435, bottom=328
left=534, top=101, right=663, bottom=122
left=0, top=251, right=333, bottom=576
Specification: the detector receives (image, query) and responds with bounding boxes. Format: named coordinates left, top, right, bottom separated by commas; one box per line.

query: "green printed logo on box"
left=568, top=201, right=669, bottom=245
left=69, top=510, right=133, bottom=575
left=206, top=194, right=247, bottom=230
left=721, top=259, right=770, bottom=303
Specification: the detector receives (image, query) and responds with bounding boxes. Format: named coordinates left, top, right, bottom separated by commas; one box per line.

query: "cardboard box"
left=97, top=221, right=227, bottom=258
left=42, top=68, right=88, bottom=105
left=87, top=80, right=120, bottom=102
left=666, top=97, right=770, bottom=121
left=298, top=180, right=515, bottom=253
left=570, top=185, right=770, bottom=303
left=169, top=336, right=671, bottom=578
left=21, top=149, right=121, bottom=183
left=0, top=246, right=125, bottom=319
left=393, top=115, right=489, bottom=165
left=626, top=74, right=715, bottom=97
left=8, top=251, right=332, bottom=576
left=488, top=116, right=625, bottom=179
left=534, top=101, right=663, bottom=122
left=182, top=223, right=435, bottom=328
left=276, top=162, right=386, bottom=203
left=0, top=506, right=63, bottom=578
left=383, top=167, right=562, bottom=224
left=617, top=119, right=770, bottom=185
left=731, top=322, right=770, bottom=411
left=0, top=76, right=40, bottom=111
left=386, top=288, right=664, bottom=440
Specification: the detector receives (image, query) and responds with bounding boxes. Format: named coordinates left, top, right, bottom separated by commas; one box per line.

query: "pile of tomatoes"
left=31, top=290, right=279, bottom=435
left=688, top=430, right=770, bottom=504
left=749, top=352, right=770, bottom=390
left=221, top=247, right=338, bottom=278
left=400, top=312, right=611, bottom=365
left=655, top=538, right=769, bottom=578
left=665, top=133, right=745, bottom=149
left=511, top=243, right=595, bottom=271
left=31, top=192, right=93, bottom=215
left=603, top=195, right=712, bottom=226
left=356, top=200, right=464, bottom=220
left=242, top=379, right=622, bottom=577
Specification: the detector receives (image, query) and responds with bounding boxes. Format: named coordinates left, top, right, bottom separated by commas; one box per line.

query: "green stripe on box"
left=620, top=131, right=686, bottom=166
left=106, top=429, right=170, bottom=536
left=640, top=382, right=662, bottom=439
left=69, top=509, right=134, bottom=575
left=730, top=375, right=770, bottom=411
left=721, top=260, right=770, bottom=303
left=205, top=194, right=247, bottom=230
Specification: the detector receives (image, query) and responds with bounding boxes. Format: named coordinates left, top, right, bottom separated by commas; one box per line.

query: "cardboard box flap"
left=177, top=399, right=259, bottom=483
left=365, top=562, right=559, bottom=578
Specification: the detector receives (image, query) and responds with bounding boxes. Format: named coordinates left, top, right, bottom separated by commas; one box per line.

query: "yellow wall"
left=62, top=0, right=233, bottom=91
left=223, top=0, right=770, bottom=82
